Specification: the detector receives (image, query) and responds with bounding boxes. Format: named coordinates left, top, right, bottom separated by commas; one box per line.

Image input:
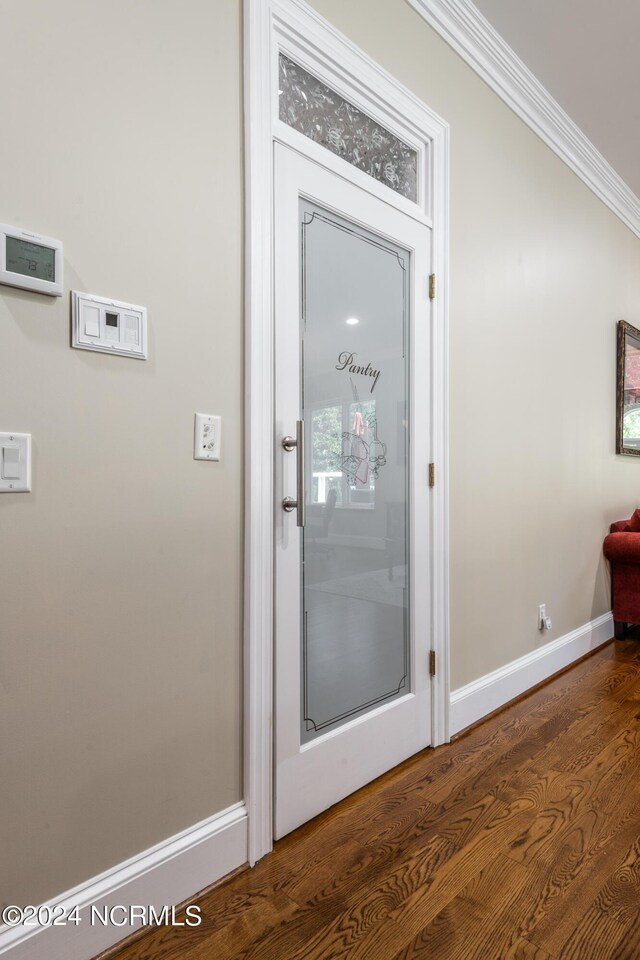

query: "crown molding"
left=406, top=0, right=640, bottom=240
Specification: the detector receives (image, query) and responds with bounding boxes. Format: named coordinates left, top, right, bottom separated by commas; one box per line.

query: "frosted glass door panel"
left=301, top=200, right=411, bottom=742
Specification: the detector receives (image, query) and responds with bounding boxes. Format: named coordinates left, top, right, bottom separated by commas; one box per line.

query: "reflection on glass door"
left=300, top=200, right=411, bottom=742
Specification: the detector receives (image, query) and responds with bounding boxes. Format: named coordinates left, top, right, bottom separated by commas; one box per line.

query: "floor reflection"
left=302, top=543, right=409, bottom=740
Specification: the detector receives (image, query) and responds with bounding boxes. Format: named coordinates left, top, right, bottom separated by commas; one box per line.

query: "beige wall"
left=0, top=0, right=243, bottom=907
left=309, top=0, right=640, bottom=688
left=4, top=0, right=640, bottom=914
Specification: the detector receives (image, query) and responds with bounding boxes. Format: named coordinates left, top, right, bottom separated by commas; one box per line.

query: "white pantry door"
left=274, top=143, right=432, bottom=838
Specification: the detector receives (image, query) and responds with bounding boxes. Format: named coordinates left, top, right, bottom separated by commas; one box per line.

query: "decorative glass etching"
left=300, top=199, right=411, bottom=742
left=279, top=54, right=418, bottom=202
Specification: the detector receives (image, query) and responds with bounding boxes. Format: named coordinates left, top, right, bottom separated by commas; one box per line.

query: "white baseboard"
left=0, top=611, right=614, bottom=959
left=449, top=612, right=614, bottom=737
left=0, top=802, right=247, bottom=960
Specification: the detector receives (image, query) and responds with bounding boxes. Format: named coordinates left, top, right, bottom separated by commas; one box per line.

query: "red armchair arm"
left=603, top=532, right=640, bottom=563
left=610, top=520, right=629, bottom=534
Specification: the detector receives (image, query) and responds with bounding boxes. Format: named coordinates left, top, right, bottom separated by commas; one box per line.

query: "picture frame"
left=616, top=319, right=640, bottom=456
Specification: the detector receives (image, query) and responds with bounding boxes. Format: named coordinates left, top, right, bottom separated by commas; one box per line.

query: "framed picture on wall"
left=616, top=319, right=640, bottom=456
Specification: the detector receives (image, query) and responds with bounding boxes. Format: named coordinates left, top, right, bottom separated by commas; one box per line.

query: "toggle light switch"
left=0, top=433, right=31, bottom=492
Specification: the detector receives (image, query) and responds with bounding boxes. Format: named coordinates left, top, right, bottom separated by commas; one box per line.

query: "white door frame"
left=243, top=0, right=450, bottom=866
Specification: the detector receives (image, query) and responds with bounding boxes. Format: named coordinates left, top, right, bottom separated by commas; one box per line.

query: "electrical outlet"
left=538, top=604, right=552, bottom=631
left=194, top=413, right=221, bottom=461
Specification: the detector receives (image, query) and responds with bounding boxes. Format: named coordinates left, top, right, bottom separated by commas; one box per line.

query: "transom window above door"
left=278, top=53, right=419, bottom=202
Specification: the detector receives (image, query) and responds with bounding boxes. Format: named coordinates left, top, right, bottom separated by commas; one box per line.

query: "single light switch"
left=2, top=446, right=20, bottom=479
left=194, top=413, right=221, bottom=461
left=124, top=314, right=140, bottom=345
left=0, top=433, right=31, bottom=492
left=84, top=305, right=101, bottom=338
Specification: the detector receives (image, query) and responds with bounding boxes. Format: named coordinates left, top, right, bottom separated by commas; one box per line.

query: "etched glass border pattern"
left=300, top=201, right=411, bottom=742
left=279, top=54, right=418, bottom=203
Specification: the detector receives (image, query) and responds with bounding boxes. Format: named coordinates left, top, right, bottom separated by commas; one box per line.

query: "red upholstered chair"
left=603, top=510, right=640, bottom=638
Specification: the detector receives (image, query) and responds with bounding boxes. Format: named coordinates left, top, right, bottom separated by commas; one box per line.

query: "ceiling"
left=471, top=0, right=640, bottom=198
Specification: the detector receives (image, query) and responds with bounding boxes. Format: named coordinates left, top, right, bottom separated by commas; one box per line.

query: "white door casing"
left=244, top=0, right=450, bottom=864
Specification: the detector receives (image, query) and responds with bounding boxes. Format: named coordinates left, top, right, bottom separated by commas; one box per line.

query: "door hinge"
left=429, top=273, right=436, bottom=300
left=428, top=463, right=435, bottom=488
left=429, top=650, right=436, bottom=676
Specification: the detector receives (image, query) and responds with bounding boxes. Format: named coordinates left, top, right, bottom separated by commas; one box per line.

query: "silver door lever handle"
left=281, top=420, right=305, bottom=527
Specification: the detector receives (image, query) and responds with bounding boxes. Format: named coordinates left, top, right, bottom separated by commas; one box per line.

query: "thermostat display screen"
left=6, top=236, right=56, bottom=282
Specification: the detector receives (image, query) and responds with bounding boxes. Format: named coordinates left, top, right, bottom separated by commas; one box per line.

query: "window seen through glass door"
left=311, top=399, right=379, bottom=508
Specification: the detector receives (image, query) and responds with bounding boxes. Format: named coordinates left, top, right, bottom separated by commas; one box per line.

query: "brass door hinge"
left=429, top=650, right=436, bottom=676
left=429, top=273, right=436, bottom=300
left=428, top=463, right=435, bottom=488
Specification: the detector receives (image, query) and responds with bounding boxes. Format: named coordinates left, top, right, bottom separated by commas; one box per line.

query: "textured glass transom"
left=279, top=54, right=418, bottom=203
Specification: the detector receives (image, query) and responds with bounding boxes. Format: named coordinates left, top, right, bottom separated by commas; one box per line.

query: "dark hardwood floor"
left=105, top=637, right=640, bottom=960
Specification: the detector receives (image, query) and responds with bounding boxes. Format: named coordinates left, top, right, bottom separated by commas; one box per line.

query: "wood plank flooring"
left=105, top=637, right=640, bottom=960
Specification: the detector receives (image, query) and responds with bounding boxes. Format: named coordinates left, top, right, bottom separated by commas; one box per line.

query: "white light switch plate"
left=194, top=414, right=221, bottom=461
left=0, top=433, right=31, bottom=492
left=72, top=291, right=148, bottom=359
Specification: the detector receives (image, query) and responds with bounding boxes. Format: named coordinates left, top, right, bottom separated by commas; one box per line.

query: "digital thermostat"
left=0, top=223, right=63, bottom=296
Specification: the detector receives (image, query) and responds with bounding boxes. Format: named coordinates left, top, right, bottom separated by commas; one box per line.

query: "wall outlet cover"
left=194, top=414, right=221, bottom=461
